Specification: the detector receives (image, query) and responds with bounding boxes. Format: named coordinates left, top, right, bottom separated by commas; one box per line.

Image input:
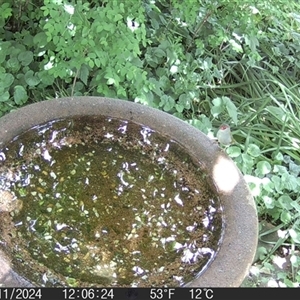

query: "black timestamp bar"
left=1, top=288, right=214, bottom=300
left=0, top=287, right=299, bottom=300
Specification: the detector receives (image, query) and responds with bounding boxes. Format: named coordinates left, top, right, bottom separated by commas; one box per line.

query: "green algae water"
left=0, top=116, right=223, bottom=287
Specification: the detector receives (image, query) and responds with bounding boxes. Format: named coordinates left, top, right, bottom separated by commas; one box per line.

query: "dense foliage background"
left=1, top=0, right=300, bottom=286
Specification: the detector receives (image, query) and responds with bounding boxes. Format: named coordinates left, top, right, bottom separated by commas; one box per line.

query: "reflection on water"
left=0, top=116, right=223, bottom=287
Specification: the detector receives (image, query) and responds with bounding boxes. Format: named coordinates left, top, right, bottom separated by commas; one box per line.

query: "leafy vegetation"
left=1, top=0, right=300, bottom=287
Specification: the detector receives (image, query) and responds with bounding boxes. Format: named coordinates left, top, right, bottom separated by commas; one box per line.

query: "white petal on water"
left=186, top=225, right=195, bottom=232
left=50, top=171, right=56, bottom=179
left=174, top=194, right=183, bottom=206
left=42, top=273, right=48, bottom=284
left=56, top=223, right=68, bottom=231
left=43, top=150, right=52, bottom=161
left=0, top=152, right=6, bottom=161
left=202, top=216, right=209, bottom=227
left=104, top=133, right=114, bottom=138
left=173, top=242, right=183, bottom=250
left=19, top=144, right=24, bottom=156
left=132, top=266, right=144, bottom=275
left=164, top=143, right=170, bottom=152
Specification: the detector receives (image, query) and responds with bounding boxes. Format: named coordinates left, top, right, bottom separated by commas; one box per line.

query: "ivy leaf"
left=14, top=85, right=28, bottom=105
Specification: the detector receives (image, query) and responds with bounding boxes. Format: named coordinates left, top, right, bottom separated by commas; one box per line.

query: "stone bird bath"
left=0, top=97, right=258, bottom=287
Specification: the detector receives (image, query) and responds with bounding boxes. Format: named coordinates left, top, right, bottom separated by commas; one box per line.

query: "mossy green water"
left=0, top=116, right=223, bottom=287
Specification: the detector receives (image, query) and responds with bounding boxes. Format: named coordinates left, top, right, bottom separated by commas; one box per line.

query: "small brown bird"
left=216, top=124, right=234, bottom=146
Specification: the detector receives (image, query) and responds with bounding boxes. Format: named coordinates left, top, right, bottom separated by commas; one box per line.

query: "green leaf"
left=14, top=85, right=28, bottom=105
left=0, top=3, right=12, bottom=19
left=88, top=59, right=94, bottom=68
left=94, top=59, right=101, bottom=68
left=270, top=175, right=282, bottom=193
left=211, top=105, right=224, bottom=116
left=273, top=164, right=287, bottom=173
left=223, top=97, right=237, bottom=124
left=288, top=161, right=300, bottom=177
left=241, top=153, right=254, bottom=171
left=53, top=35, right=59, bottom=45
left=175, top=94, right=191, bottom=112
left=18, top=51, right=33, bottom=66
left=281, top=173, right=299, bottom=192
left=290, top=201, right=300, bottom=212
left=262, top=196, right=275, bottom=209
left=25, top=70, right=41, bottom=86
left=256, top=161, right=272, bottom=175
left=107, top=78, right=115, bottom=85
left=38, top=71, right=55, bottom=86
left=2, top=73, right=14, bottom=88
left=23, top=33, right=33, bottom=47
left=114, top=14, right=123, bottom=22
left=247, top=144, right=261, bottom=157
left=154, top=48, right=166, bottom=58
left=160, top=95, right=175, bottom=112
left=289, top=228, right=300, bottom=244
left=245, top=34, right=259, bottom=52
left=0, top=91, right=10, bottom=102
left=227, top=146, right=241, bottom=158
left=33, top=32, right=48, bottom=47
left=212, top=97, right=223, bottom=106
left=211, top=96, right=237, bottom=123
left=79, top=64, right=89, bottom=85
left=261, top=177, right=274, bottom=193
left=278, top=195, right=293, bottom=210
left=82, top=27, right=89, bottom=38
left=6, top=57, right=21, bottom=73
left=273, top=152, right=284, bottom=161
left=280, top=210, right=292, bottom=224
